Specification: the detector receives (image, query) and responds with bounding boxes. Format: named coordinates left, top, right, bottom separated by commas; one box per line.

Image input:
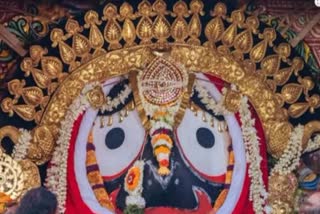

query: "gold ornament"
left=223, top=88, right=242, bottom=113
left=0, top=0, right=317, bottom=165
left=0, top=153, right=25, bottom=200
left=86, top=86, right=106, bottom=109
left=268, top=173, right=297, bottom=213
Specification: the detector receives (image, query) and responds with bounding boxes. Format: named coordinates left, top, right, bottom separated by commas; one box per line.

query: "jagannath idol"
left=0, top=0, right=320, bottom=214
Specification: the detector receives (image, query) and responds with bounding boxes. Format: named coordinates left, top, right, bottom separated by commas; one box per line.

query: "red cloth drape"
left=65, top=114, right=94, bottom=214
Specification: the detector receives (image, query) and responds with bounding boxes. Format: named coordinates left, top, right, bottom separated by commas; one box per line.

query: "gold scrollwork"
left=31, top=45, right=287, bottom=163
left=268, top=173, right=297, bottom=214
left=1, top=0, right=319, bottom=162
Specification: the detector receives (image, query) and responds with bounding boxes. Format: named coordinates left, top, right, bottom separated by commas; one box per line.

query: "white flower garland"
left=193, top=82, right=230, bottom=115
left=271, top=125, right=304, bottom=176
left=45, top=84, right=93, bottom=213
left=304, top=134, right=320, bottom=153
left=100, top=84, right=132, bottom=112
left=239, top=96, right=267, bottom=214
left=12, top=129, right=32, bottom=161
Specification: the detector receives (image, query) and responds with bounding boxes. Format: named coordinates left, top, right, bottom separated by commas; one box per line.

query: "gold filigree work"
left=0, top=0, right=318, bottom=165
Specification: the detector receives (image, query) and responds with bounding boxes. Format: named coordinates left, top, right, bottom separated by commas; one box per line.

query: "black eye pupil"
left=105, top=127, right=125, bottom=149
left=196, top=127, right=215, bottom=148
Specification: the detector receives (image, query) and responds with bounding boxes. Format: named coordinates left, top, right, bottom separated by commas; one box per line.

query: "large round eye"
left=105, top=127, right=125, bottom=149
left=196, top=127, right=215, bottom=148
left=92, top=110, right=145, bottom=180
left=176, top=109, right=231, bottom=181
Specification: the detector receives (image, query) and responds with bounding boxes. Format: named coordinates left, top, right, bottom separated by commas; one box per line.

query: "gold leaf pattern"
left=250, top=28, right=276, bottom=63
left=153, top=16, right=171, bottom=43
left=261, top=55, right=280, bottom=76
left=171, top=1, right=189, bottom=43
left=103, top=4, right=122, bottom=50
left=120, top=2, right=136, bottom=47
left=221, top=9, right=245, bottom=47
left=84, top=10, right=104, bottom=49
left=41, top=57, right=63, bottom=78
left=187, top=0, right=204, bottom=45
left=281, top=84, right=303, bottom=104
left=288, top=103, right=309, bottom=118
left=234, top=16, right=258, bottom=53
left=137, top=17, right=153, bottom=44
left=204, top=2, right=226, bottom=45
left=250, top=40, right=267, bottom=63
left=58, top=42, right=76, bottom=65
left=22, top=87, right=44, bottom=106
left=73, top=34, right=91, bottom=56
left=31, top=69, right=51, bottom=89
left=274, top=67, right=292, bottom=85
left=122, top=19, right=136, bottom=47
left=222, top=24, right=237, bottom=47
left=268, top=122, right=292, bottom=157
left=104, top=20, right=122, bottom=50
left=234, top=30, right=253, bottom=53
left=13, top=105, right=36, bottom=121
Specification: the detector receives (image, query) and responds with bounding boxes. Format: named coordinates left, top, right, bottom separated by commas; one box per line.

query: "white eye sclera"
left=92, top=111, right=145, bottom=180
left=176, top=109, right=230, bottom=180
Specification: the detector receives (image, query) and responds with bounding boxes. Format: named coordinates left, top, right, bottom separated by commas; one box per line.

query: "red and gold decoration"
left=0, top=0, right=319, bottom=213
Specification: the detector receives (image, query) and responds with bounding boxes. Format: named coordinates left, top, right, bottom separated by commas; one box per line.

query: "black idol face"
left=74, top=75, right=245, bottom=213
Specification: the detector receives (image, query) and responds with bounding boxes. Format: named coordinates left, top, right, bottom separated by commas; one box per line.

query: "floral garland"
left=124, top=160, right=145, bottom=209
left=45, top=83, right=93, bottom=213
left=239, top=96, right=267, bottom=214
left=193, top=81, right=230, bottom=116
left=137, top=70, right=181, bottom=176
left=100, top=83, right=132, bottom=113
left=12, top=129, right=31, bottom=161
left=271, top=125, right=304, bottom=176
left=305, top=134, right=320, bottom=153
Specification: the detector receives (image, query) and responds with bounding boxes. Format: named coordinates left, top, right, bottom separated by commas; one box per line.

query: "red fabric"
left=65, top=114, right=93, bottom=214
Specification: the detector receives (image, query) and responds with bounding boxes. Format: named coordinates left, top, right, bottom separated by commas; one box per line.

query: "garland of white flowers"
left=12, top=129, right=32, bottom=161
left=304, top=134, right=320, bottom=153
left=271, top=125, right=304, bottom=176
left=239, top=96, right=267, bottom=214
left=193, top=81, right=230, bottom=115
left=45, top=83, right=94, bottom=213
left=100, top=84, right=132, bottom=112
